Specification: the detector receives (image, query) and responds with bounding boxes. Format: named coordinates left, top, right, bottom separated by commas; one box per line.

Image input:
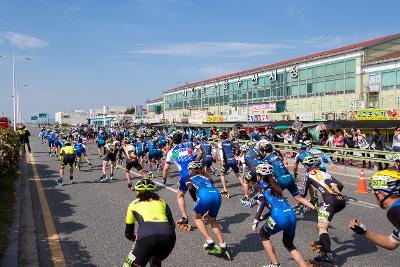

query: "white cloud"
left=0, top=31, right=48, bottom=49
left=134, top=42, right=291, bottom=57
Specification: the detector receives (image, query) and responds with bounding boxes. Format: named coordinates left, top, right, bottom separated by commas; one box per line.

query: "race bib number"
left=267, top=216, right=276, bottom=229
left=371, top=177, right=388, bottom=189
left=317, top=210, right=330, bottom=221
left=123, top=251, right=136, bottom=267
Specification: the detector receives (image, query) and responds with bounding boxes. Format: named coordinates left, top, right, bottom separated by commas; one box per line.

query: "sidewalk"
left=1, top=154, right=39, bottom=267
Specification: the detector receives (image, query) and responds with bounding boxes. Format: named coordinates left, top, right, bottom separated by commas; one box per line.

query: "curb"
left=1, top=166, right=22, bottom=267
left=1, top=154, right=39, bottom=267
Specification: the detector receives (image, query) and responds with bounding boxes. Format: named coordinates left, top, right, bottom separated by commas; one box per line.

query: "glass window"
left=299, top=84, right=307, bottom=96
left=299, top=69, right=307, bottom=80
left=345, top=59, right=356, bottom=73
left=382, top=71, right=395, bottom=90
left=335, top=79, right=345, bottom=92
left=307, top=83, right=313, bottom=94
left=326, top=80, right=335, bottom=93
left=346, top=77, right=355, bottom=91
left=286, top=86, right=291, bottom=96
left=307, top=68, right=314, bottom=79
left=326, top=63, right=335, bottom=76
left=397, top=70, right=400, bottom=88
left=335, top=61, right=345, bottom=74
left=292, top=85, right=299, bottom=96
left=315, top=65, right=325, bottom=77
left=315, top=82, right=325, bottom=93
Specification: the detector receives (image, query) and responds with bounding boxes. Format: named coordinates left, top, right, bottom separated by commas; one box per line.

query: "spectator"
left=333, top=129, right=345, bottom=164
left=279, top=129, right=293, bottom=144
left=393, top=127, right=400, bottom=152
left=369, top=129, right=389, bottom=170
left=344, top=127, right=357, bottom=166
left=318, top=130, right=328, bottom=146
left=299, top=129, right=312, bottom=144
left=354, top=129, right=371, bottom=168
left=325, top=129, right=335, bottom=146
left=291, top=117, right=303, bottom=143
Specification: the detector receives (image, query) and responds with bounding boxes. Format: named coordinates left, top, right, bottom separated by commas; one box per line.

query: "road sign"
left=31, top=116, right=38, bottom=120
left=39, top=113, right=47, bottom=118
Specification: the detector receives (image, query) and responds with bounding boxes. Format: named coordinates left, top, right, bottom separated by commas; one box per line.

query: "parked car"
left=0, top=117, right=10, bottom=129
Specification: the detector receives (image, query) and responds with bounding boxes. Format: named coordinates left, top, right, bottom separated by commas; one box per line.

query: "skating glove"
left=252, top=220, right=259, bottom=232
left=350, top=220, right=367, bottom=235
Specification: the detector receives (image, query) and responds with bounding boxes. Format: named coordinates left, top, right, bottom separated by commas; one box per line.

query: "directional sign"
left=31, top=116, right=38, bottom=121
left=39, top=113, right=47, bottom=118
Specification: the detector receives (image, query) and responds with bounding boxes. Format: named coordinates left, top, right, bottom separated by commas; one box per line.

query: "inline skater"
left=99, top=143, right=118, bottom=182
left=185, top=161, right=231, bottom=260
left=238, top=145, right=262, bottom=207
left=299, top=156, right=345, bottom=264
left=122, top=139, right=148, bottom=189
left=218, top=131, right=242, bottom=198
left=252, top=164, right=308, bottom=267
left=97, top=129, right=107, bottom=158
left=163, top=132, right=195, bottom=230
left=136, top=135, right=146, bottom=165
left=147, top=134, right=164, bottom=172
left=39, top=127, right=47, bottom=144
left=260, top=143, right=314, bottom=210
left=47, top=130, right=56, bottom=156
left=197, top=136, right=216, bottom=177
left=349, top=170, right=400, bottom=250
left=57, top=140, right=76, bottom=186
left=124, top=178, right=176, bottom=267
left=73, top=137, right=92, bottom=170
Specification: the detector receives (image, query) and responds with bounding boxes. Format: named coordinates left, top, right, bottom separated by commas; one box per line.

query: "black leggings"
left=132, top=234, right=176, bottom=267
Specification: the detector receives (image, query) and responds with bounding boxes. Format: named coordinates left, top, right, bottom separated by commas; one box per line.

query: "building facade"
left=146, top=33, right=400, bottom=124
left=55, top=110, right=88, bottom=125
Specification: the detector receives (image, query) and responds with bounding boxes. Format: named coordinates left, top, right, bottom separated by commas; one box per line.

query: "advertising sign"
left=207, top=116, right=224, bottom=122
left=191, top=110, right=207, bottom=118
left=295, top=112, right=314, bottom=121
left=350, top=109, right=400, bottom=120
left=250, top=103, right=276, bottom=113
left=248, top=114, right=270, bottom=122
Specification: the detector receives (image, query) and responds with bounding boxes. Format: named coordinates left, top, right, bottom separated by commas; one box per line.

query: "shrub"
left=0, top=128, right=21, bottom=176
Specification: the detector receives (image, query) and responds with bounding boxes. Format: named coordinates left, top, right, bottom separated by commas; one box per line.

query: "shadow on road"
left=219, top=212, right=251, bottom=233
left=230, top=232, right=264, bottom=256
left=30, top=160, right=97, bottom=266
left=332, top=235, right=378, bottom=266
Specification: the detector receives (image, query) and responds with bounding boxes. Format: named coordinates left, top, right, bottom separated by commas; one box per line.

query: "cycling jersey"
left=219, top=140, right=235, bottom=161
left=165, top=144, right=195, bottom=192
left=243, top=154, right=261, bottom=182
left=249, top=148, right=263, bottom=159
left=186, top=175, right=221, bottom=218
left=98, top=133, right=107, bottom=147
left=136, top=141, right=145, bottom=156
left=60, top=146, right=76, bottom=166
left=199, top=141, right=213, bottom=168
left=263, top=151, right=299, bottom=196
left=147, top=140, right=162, bottom=159
left=300, top=169, right=345, bottom=221
left=183, top=141, right=194, bottom=151
left=308, top=148, right=333, bottom=171
left=125, top=199, right=175, bottom=239
left=387, top=200, right=400, bottom=244
left=74, top=142, right=85, bottom=156
left=255, top=188, right=296, bottom=236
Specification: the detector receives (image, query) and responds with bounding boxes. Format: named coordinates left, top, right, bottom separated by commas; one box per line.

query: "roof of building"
left=163, top=33, right=400, bottom=94
left=146, top=97, right=164, bottom=104
left=365, top=50, right=400, bottom=65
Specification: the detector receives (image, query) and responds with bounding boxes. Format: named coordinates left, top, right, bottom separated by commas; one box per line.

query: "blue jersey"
left=136, top=141, right=145, bottom=155
left=200, top=141, right=212, bottom=157
left=98, top=133, right=107, bottom=145
left=244, top=154, right=261, bottom=173
left=147, top=140, right=161, bottom=154
left=74, top=142, right=85, bottom=154
left=188, top=175, right=216, bottom=191
left=183, top=141, right=194, bottom=151
left=220, top=140, right=235, bottom=160
left=166, top=143, right=195, bottom=178
left=158, top=135, right=167, bottom=146
left=263, top=151, right=290, bottom=177
left=249, top=147, right=262, bottom=159
left=308, top=148, right=332, bottom=171
left=261, top=188, right=293, bottom=217
left=47, top=132, right=56, bottom=142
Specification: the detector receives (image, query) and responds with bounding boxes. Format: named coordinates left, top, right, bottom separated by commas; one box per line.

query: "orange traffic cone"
left=284, top=156, right=289, bottom=169
left=355, top=168, right=368, bottom=193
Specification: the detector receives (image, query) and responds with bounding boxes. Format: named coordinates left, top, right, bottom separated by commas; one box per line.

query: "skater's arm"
left=349, top=219, right=399, bottom=250
left=124, top=224, right=136, bottom=242
left=165, top=203, right=175, bottom=228
left=254, top=194, right=266, bottom=221
left=186, top=182, right=197, bottom=201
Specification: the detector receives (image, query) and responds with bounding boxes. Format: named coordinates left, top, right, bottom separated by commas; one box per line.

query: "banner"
left=207, top=116, right=224, bottom=122
left=351, top=109, right=400, bottom=120
left=248, top=114, right=270, bottom=122
left=295, top=112, right=314, bottom=121
left=250, top=103, right=276, bottom=113
left=191, top=110, right=207, bottom=118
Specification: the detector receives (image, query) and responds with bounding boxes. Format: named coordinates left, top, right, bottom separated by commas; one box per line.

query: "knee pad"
left=259, top=227, right=271, bottom=240
left=282, top=233, right=296, bottom=252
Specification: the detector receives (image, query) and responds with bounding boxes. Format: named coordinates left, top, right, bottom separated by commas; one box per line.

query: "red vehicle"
left=0, top=117, right=10, bottom=129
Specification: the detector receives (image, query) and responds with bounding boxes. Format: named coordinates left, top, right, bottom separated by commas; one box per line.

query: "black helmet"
left=260, top=142, right=273, bottom=152
left=219, top=131, right=228, bottom=140
left=188, top=161, right=202, bottom=171
left=171, top=132, right=183, bottom=144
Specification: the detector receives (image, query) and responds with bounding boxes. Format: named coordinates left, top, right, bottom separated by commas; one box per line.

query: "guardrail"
left=208, top=139, right=398, bottom=165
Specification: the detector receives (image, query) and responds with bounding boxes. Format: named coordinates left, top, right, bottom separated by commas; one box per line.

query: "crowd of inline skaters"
left=35, top=124, right=400, bottom=267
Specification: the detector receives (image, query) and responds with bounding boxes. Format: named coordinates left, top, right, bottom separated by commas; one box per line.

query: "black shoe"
left=314, top=252, right=336, bottom=263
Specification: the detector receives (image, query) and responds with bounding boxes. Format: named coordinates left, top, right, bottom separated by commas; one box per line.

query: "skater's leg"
left=177, top=190, right=187, bottom=219
left=207, top=215, right=224, bottom=246
left=261, top=239, right=279, bottom=265
left=193, top=212, right=211, bottom=241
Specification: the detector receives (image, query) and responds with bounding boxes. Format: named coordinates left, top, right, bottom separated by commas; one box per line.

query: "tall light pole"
left=10, top=50, right=31, bottom=130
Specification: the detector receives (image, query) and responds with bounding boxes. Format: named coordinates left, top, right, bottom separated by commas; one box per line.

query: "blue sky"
left=0, top=0, right=399, bottom=120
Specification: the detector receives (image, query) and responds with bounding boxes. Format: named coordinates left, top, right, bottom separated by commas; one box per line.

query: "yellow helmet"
left=370, top=170, right=400, bottom=197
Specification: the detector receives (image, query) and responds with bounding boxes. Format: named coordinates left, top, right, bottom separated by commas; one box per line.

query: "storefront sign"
left=191, top=110, right=207, bottom=118
left=351, top=109, right=400, bottom=120
left=248, top=114, right=270, bottom=122
left=207, top=116, right=224, bottom=122
left=295, top=112, right=314, bottom=121
left=224, top=115, right=247, bottom=122
left=250, top=103, right=276, bottom=113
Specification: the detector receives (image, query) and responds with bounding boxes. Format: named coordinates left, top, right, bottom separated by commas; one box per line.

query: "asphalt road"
left=26, top=128, right=399, bottom=267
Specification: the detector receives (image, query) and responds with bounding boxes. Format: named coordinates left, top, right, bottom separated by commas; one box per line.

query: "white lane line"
left=116, top=164, right=178, bottom=193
